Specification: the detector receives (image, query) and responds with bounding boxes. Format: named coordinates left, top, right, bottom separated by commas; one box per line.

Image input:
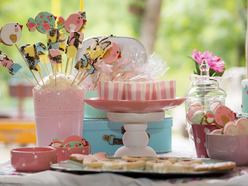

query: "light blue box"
left=83, top=116, right=173, bottom=155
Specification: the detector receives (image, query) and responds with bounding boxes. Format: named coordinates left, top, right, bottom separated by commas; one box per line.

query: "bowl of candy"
left=49, top=135, right=91, bottom=162
left=11, top=146, right=57, bottom=172
left=206, top=118, right=248, bottom=166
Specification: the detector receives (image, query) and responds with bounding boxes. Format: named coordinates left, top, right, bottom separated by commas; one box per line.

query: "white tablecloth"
left=1, top=160, right=248, bottom=186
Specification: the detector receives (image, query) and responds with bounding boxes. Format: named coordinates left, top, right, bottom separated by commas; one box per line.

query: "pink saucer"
left=84, top=97, right=186, bottom=113
left=56, top=145, right=91, bottom=162
left=11, top=147, right=57, bottom=172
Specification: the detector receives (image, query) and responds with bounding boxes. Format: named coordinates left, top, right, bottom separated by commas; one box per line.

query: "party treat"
left=47, top=28, right=66, bottom=53
left=121, top=155, right=147, bottom=161
left=191, top=110, right=205, bottom=124
left=102, top=159, right=125, bottom=170
left=0, top=51, right=22, bottom=75
left=70, top=154, right=88, bottom=163
left=19, top=43, right=44, bottom=72
left=186, top=103, right=203, bottom=122
left=70, top=152, right=106, bottom=163
left=102, top=42, right=121, bottom=64
left=27, top=12, right=56, bottom=34
left=0, top=22, right=22, bottom=45
left=214, top=105, right=235, bottom=127
left=155, top=162, right=199, bottom=173
left=75, top=53, right=95, bottom=74
left=145, top=160, right=169, bottom=171
left=152, top=157, right=178, bottom=163
left=98, top=80, right=176, bottom=101
left=177, top=158, right=202, bottom=164
left=194, top=161, right=236, bottom=171
left=57, top=11, right=86, bottom=33
left=49, top=49, right=62, bottom=64
left=223, top=118, right=248, bottom=135
left=122, top=159, right=146, bottom=170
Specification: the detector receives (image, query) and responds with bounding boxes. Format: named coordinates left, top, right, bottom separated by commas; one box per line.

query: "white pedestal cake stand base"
left=107, top=111, right=165, bottom=157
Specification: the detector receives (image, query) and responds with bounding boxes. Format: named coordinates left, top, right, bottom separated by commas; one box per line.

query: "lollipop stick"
left=65, top=58, right=70, bottom=74
left=78, top=73, right=89, bottom=85
left=71, top=71, right=80, bottom=86
left=15, top=44, right=40, bottom=85
left=44, top=63, right=50, bottom=74
left=77, top=71, right=83, bottom=80
left=54, top=64, right=57, bottom=86
left=19, top=72, right=36, bottom=86
left=69, top=58, right=74, bottom=75
left=38, top=71, right=45, bottom=85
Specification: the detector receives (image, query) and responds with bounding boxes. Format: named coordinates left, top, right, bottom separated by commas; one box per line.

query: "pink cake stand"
left=84, top=97, right=186, bottom=157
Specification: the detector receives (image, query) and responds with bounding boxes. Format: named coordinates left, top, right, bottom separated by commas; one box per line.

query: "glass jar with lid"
left=185, top=60, right=227, bottom=140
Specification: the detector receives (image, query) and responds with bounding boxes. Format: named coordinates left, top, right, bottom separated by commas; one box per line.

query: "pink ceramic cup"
left=192, top=124, right=219, bottom=158
left=33, top=88, right=85, bottom=146
left=206, top=134, right=248, bottom=166
left=11, top=147, right=57, bottom=172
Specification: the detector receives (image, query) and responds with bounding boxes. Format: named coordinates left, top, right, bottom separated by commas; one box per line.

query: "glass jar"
left=185, top=60, right=227, bottom=140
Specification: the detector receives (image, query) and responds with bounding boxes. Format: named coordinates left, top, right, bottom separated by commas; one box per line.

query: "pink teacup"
left=11, top=147, right=57, bottom=172
left=56, top=145, right=91, bottom=162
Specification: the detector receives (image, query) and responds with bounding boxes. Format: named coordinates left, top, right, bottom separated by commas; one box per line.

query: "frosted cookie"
left=70, top=154, right=88, bottom=163
left=121, top=155, right=147, bottom=162
left=223, top=118, right=248, bottom=135
left=0, top=51, right=22, bottom=76
left=49, top=49, right=62, bottom=64
left=205, top=110, right=216, bottom=124
left=165, top=162, right=197, bottom=173
left=57, top=11, right=86, bottom=33
left=102, top=42, right=121, bottom=64
left=102, top=159, right=125, bottom=170
left=83, top=160, right=104, bottom=170
left=152, top=157, right=178, bottom=163
left=214, top=105, right=235, bottom=127
left=49, top=137, right=63, bottom=147
left=27, top=12, right=56, bottom=34
left=93, top=152, right=107, bottom=160
left=145, top=160, right=171, bottom=171
left=210, top=102, right=221, bottom=113
left=19, top=43, right=42, bottom=72
left=194, top=161, right=236, bottom=171
left=122, top=160, right=146, bottom=170
left=75, top=53, right=95, bottom=74
left=62, top=135, right=89, bottom=147
left=191, top=110, right=205, bottom=124
left=177, top=158, right=202, bottom=164
left=152, top=161, right=174, bottom=172
left=186, top=103, right=203, bottom=122
left=0, top=22, right=22, bottom=45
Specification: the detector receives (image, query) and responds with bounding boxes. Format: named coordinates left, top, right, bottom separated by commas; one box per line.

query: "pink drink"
left=33, top=87, right=85, bottom=146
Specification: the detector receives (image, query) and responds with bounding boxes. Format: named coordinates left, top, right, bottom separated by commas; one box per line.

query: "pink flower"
left=191, top=49, right=225, bottom=73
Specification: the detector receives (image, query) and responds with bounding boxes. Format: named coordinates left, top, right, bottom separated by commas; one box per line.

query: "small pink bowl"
left=11, top=147, right=57, bottom=172
left=56, top=145, right=91, bottom=162
left=206, top=134, right=248, bottom=166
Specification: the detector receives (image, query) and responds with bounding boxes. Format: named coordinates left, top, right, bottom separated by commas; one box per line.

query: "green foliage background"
left=0, top=0, right=246, bottom=114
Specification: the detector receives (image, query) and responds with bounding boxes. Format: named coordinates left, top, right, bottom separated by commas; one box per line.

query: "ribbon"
left=189, top=74, right=234, bottom=81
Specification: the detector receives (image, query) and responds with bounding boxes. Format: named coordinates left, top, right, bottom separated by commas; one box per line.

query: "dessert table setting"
left=1, top=1, right=248, bottom=186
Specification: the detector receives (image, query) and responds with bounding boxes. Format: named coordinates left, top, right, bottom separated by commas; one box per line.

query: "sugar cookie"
left=27, top=12, right=56, bottom=34
left=57, top=11, right=86, bottom=33
left=0, top=22, right=22, bottom=45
